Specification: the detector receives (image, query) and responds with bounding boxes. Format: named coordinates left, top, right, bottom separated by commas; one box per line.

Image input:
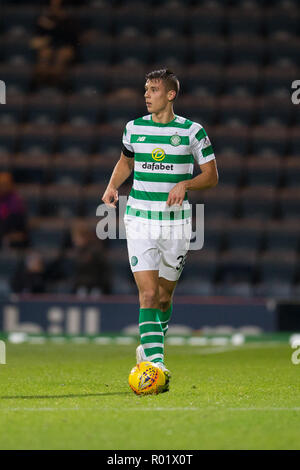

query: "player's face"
left=144, top=79, right=171, bottom=113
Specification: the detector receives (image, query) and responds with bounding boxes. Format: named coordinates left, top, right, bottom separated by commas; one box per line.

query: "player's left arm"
left=185, top=159, right=219, bottom=191
left=166, top=160, right=218, bottom=206
left=167, top=125, right=218, bottom=206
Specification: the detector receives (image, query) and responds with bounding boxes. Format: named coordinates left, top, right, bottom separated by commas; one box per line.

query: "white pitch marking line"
left=187, top=342, right=286, bottom=355
left=2, top=406, right=300, bottom=412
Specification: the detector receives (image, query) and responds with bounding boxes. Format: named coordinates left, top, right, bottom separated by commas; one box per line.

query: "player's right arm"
left=101, top=151, right=134, bottom=208
left=102, top=121, right=135, bottom=207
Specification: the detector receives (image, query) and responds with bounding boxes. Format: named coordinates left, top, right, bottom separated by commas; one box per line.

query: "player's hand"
left=166, top=181, right=187, bottom=207
left=102, top=186, right=118, bottom=208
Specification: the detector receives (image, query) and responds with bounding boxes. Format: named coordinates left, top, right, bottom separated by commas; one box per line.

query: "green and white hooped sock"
left=158, top=303, right=173, bottom=337
left=139, top=308, right=164, bottom=364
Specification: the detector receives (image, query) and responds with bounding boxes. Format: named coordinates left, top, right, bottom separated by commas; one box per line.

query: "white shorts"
left=124, top=217, right=192, bottom=281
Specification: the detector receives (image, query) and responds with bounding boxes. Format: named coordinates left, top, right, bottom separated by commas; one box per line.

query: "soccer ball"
left=128, top=361, right=166, bottom=395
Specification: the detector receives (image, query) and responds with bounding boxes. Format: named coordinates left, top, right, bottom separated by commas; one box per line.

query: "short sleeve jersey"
left=122, top=114, right=216, bottom=225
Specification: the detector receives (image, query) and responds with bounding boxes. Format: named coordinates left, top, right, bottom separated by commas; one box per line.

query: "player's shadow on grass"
left=0, top=392, right=130, bottom=400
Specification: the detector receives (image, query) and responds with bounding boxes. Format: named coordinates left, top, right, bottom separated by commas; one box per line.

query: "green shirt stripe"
left=134, top=171, right=192, bottom=183
left=195, top=128, right=207, bottom=141
left=202, top=145, right=214, bottom=157
left=134, top=153, right=194, bottom=164
left=131, top=135, right=190, bottom=145
left=130, top=188, right=188, bottom=202
left=126, top=205, right=191, bottom=221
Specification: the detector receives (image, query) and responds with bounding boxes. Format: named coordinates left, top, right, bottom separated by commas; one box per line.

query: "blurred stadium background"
left=0, top=0, right=299, bottom=337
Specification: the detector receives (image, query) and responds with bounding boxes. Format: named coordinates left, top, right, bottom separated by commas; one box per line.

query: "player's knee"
left=140, top=289, right=159, bottom=308
left=160, top=299, right=172, bottom=312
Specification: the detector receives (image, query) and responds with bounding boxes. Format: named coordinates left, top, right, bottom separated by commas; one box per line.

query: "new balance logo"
left=137, top=136, right=146, bottom=142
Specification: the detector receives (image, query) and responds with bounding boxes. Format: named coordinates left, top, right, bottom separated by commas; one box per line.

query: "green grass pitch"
left=0, top=341, right=299, bottom=450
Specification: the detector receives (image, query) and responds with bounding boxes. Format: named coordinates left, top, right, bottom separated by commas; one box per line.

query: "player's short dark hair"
left=145, top=69, right=180, bottom=101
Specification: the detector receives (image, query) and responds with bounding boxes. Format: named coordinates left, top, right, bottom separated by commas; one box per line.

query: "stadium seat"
left=18, top=184, right=42, bottom=216
left=245, top=156, right=282, bottom=187
left=266, top=34, right=300, bottom=66
left=29, top=217, right=68, bottom=249
left=73, top=5, right=113, bottom=34
left=216, top=155, right=244, bottom=186
left=197, top=185, right=237, bottom=220
left=217, top=95, right=255, bottom=127
left=289, top=127, right=300, bottom=156
left=236, top=186, right=276, bottom=219
left=0, top=65, right=32, bottom=94
left=108, top=247, right=129, bottom=272
left=89, top=156, right=119, bottom=184
left=0, top=95, right=24, bottom=125
left=111, top=273, right=136, bottom=295
left=214, top=281, right=253, bottom=297
left=79, top=35, right=113, bottom=65
left=50, top=157, right=89, bottom=185
left=150, top=3, right=188, bottom=35
left=278, top=188, right=300, bottom=218
left=262, top=64, right=298, bottom=96
left=181, top=249, right=218, bottom=285
left=226, top=4, right=263, bottom=36
left=223, top=64, right=260, bottom=96
left=228, top=35, right=265, bottom=66
left=152, top=33, right=189, bottom=65
left=109, top=64, right=147, bottom=90
left=284, top=157, right=300, bottom=187
left=264, top=219, right=299, bottom=252
left=25, top=94, right=64, bottom=125
left=0, top=154, right=10, bottom=173
left=114, top=34, right=152, bottom=64
left=65, top=95, right=101, bottom=126
left=82, top=183, right=108, bottom=217
left=56, top=124, right=96, bottom=155
left=104, top=94, right=144, bottom=125
left=0, top=252, right=19, bottom=279
left=250, top=125, right=287, bottom=156
left=188, top=4, right=225, bottom=35
left=170, top=96, right=217, bottom=127
left=175, top=279, right=214, bottom=296
left=42, top=184, right=82, bottom=218
left=254, top=281, right=293, bottom=297
left=70, top=65, right=109, bottom=95
left=191, top=35, right=227, bottom=65
left=1, top=38, right=35, bottom=64
left=12, top=154, right=50, bottom=185
left=183, top=64, right=222, bottom=96
left=1, top=6, right=37, bottom=36
left=0, top=124, right=18, bottom=154
left=215, top=249, right=258, bottom=286
left=210, top=125, right=250, bottom=156
left=257, top=250, right=297, bottom=289
left=224, top=219, right=264, bottom=251
left=264, top=8, right=298, bottom=36
left=256, top=95, right=293, bottom=126
left=95, top=124, right=123, bottom=154
left=112, top=2, right=149, bottom=35
left=202, top=218, right=226, bottom=251
left=18, top=124, right=57, bottom=155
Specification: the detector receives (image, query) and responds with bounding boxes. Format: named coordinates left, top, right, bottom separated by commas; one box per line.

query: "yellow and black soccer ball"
left=128, top=361, right=166, bottom=395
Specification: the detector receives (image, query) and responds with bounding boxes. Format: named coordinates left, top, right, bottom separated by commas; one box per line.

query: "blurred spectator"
left=0, top=172, right=28, bottom=249
left=70, top=221, right=112, bottom=296
left=30, top=0, right=79, bottom=91
left=11, top=251, right=46, bottom=293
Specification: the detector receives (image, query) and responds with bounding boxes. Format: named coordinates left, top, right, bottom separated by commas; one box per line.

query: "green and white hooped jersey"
left=122, top=114, right=216, bottom=225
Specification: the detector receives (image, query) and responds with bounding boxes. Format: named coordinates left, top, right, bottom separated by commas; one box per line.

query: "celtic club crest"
left=170, top=134, right=181, bottom=146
